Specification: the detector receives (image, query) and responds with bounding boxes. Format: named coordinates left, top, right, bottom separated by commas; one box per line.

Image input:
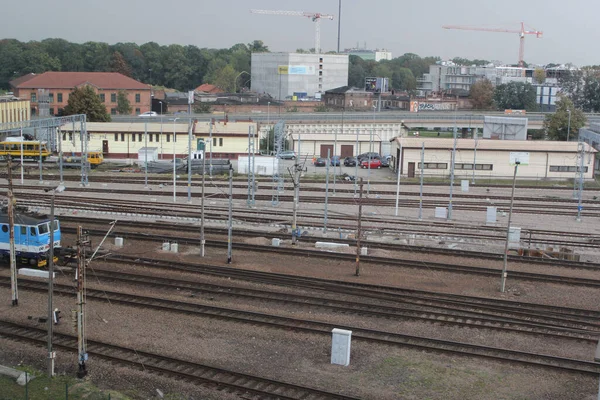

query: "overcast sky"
left=2, top=0, right=598, bottom=66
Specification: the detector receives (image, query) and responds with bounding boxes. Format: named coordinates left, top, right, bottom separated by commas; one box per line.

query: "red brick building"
left=9, top=72, right=151, bottom=117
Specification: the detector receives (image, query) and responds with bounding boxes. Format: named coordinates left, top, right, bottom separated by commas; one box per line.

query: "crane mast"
left=250, top=9, right=334, bottom=54
left=442, top=22, right=542, bottom=67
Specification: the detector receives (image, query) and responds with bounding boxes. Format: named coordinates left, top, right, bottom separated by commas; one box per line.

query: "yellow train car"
left=0, top=138, right=51, bottom=160
left=63, top=151, right=104, bottom=168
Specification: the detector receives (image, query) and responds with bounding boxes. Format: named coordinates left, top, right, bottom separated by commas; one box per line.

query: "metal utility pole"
left=354, top=129, right=359, bottom=196
left=47, top=189, right=57, bottom=377
left=447, top=123, right=458, bottom=220
left=7, top=158, right=18, bottom=306
left=566, top=109, right=572, bottom=142
left=200, top=145, right=206, bottom=257
left=209, top=120, right=214, bottom=178
left=290, top=161, right=303, bottom=246
left=76, top=226, right=90, bottom=378
left=227, top=165, right=233, bottom=264
left=576, top=140, right=585, bottom=222
left=418, top=142, right=425, bottom=220
left=173, top=119, right=177, bottom=203
left=355, top=178, right=364, bottom=277
left=500, top=161, right=519, bottom=293
left=472, top=128, right=478, bottom=184
left=333, top=110, right=342, bottom=194
left=20, top=128, right=24, bottom=185
left=394, top=142, right=402, bottom=216
left=324, top=149, right=330, bottom=234
left=337, top=0, right=342, bottom=53
left=187, top=121, right=193, bottom=203
left=144, top=122, right=148, bottom=188
left=247, top=125, right=256, bottom=207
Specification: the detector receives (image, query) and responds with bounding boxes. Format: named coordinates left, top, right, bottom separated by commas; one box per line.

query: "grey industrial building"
left=251, top=52, right=349, bottom=100
left=579, top=122, right=600, bottom=172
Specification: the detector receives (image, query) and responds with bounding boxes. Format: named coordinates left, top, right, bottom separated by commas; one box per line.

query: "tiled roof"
left=195, top=83, right=223, bottom=94
left=8, top=73, right=37, bottom=88
left=394, top=137, right=597, bottom=153
left=10, top=72, right=149, bottom=90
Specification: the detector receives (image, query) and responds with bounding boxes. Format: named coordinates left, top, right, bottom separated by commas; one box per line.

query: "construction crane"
left=442, top=22, right=543, bottom=67
left=250, top=9, right=334, bottom=54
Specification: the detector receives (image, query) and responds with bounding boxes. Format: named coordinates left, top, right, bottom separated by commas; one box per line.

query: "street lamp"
left=267, top=102, right=271, bottom=155
left=500, top=161, right=519, bottom=293
left=45, top=183, right=66, bottom=377
left=566, top=109, right=572, bottom=142
left=159, top=101, right=163, bottom=115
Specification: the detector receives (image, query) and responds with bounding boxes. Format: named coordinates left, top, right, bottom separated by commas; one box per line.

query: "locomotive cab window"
left=30, top=227, right=37, bottom=236
left=1, top=225, right=7, bottom=233
left=38, top=223, right=49, bottom=234
left=20, top=226, right=26, bottom=235
left=52, top=220, right=59, bottom=231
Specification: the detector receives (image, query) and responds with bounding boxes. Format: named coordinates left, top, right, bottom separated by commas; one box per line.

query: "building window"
left=456, top=163, right=493, bottom=171
left=57, top=93, right=63, bottom=103
left=549, top=166, right=588, bottom=173
left=319, top=71, right=323, bottom=76
left=49, top=93, right=54, bottom=103
left=62, top=132, right=66, bottom=140
left=418, top=163, right=448, bottom=169
left=100, top=94, right=105, bottom=102
left=135, top=108, right=141, bottom=115
left=114, top=133, right=118, bottom=141
left=166, top=134, right=170, bottom=143
left=111, top=93, right=116, bottom=103
left=69, top=133, right=73, bottom=141
left=149, top=134, right=153, bottom=142
left=121, top=133, right=125, bottom=141
left=58, top=108, right=64, bottom=116
left=49, top=108, right=54, bottom=115
left=111, top=108, right=117, bottom=115
left=31, top=93, right=36, bottom=102
left=155, top=134, right=159, bottom=142
left=213, top=138, right=217, bottom=147
left=138, top=133, right=142, bottom=142
left=132, top=134, right=136, bottom=142
left=219, top=138, right=223, bottom=146
left=135, top=93, right=141, bottom=103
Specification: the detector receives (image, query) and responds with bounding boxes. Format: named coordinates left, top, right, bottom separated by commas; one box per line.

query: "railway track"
left=37, top=269, right=600, bottom=342
left=4, top=278, right=600, bottom=376
left=60, top=217, right=600, bottom=268
left=4, top=184, right=600, bottom=217
left=63, top=227, right=600, bottom=288
left=0, top=320, right=359, bottom=400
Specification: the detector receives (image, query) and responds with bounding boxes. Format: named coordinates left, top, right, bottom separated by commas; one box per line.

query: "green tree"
left=543, top=96, right=586, bottom=141
left=193, top=102, right=211, bottom=113
left=110, top=51, right=132, bottom=77
left=314, top=104, right=329, bottom=112
left=206, top=64, right=237, bottom=93
left=63, top=85, right=111, bottom=122
left=469, top=79, right=495, bottom=110
left=248, top=40, right=269, bottom=53
left=116, top=90, right=132, bottom=115
left=533, top=68, right=546, bottom=84
left=493, top=82, right=537, bottom=111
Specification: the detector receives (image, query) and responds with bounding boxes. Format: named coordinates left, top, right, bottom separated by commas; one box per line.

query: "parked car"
left=361, top=158, right=382, bottom=169
left=377, top=156, right=390, bottom=167
left=138, top=111, right=158, bottom=117
left=277, top=151, right=296, bottom=160
left=330, top=156, right=341, bottom=166
left=313, top=157, right=327, bottom=167
left=343, top=156, right=357, bottom=166
left=357, top=152, right=380, bottom=161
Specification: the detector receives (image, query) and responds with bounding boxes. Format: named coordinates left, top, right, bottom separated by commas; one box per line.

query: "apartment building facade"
left=10, top=72, right=151, bottom=117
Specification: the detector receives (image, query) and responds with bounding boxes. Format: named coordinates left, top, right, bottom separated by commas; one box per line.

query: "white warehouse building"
left=251, top=52, right=349, bottom=100
left=390, top=138, right=597, bottom=180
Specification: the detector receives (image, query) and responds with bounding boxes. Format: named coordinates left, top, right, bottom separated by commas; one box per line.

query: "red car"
left=361, top=158, right=382, bottom=169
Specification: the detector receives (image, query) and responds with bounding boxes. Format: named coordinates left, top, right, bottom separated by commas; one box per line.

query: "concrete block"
left=434, top=207, right=447, bottom=219
left=272, top=238, right=281, bottom=247
left=0, top=365, right=22, bottom=379
left=315, top=242, right=350, bottom=250
left=18, top=269, right=55, bottom=279
left=360, top=247, right=368, bottom=256
left=115, top=237, right=124, bottom=247
left=331, top=328, right=352, bottom=366
left=16, top=372, right=34, bottom=386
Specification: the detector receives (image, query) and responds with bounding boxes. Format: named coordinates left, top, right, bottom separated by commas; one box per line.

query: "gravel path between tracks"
left=2, top=232, right=600, bottom=399
left=0, top=284, right=597, bottom=400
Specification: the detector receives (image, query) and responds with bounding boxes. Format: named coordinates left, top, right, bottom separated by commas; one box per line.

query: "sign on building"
left=278, top=65, right=316, bottom=75
left=509, top=152, right=530, bottom=165
left=365, top=77, right=389, bottom=93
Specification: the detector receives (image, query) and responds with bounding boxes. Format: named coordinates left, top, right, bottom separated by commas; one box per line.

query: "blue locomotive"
left=0, top=211, right=61, bottom=267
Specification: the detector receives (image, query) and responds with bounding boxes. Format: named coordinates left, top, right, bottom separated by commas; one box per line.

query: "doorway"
left=102, top=140, right=109, bottom=155
left=408, top=162, right=415, bottom=178
left=340, top=145, right=353, bottom=157
left=320, top=144, right=334, bottom=158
